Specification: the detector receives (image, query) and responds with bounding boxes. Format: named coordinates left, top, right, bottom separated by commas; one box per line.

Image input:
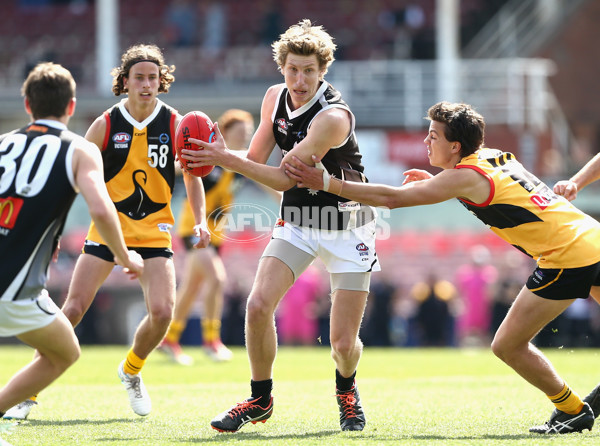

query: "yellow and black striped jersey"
left=87, top=99, right=178, bottom=248
left=456, top=148, right=600, bottom=268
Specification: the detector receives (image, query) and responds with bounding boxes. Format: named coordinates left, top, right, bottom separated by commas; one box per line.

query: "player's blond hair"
left=217, top=109, right=254, bottom=133
left=111, top=44, right=175, bottom=96
left=272, top=19, right=336, bottom=77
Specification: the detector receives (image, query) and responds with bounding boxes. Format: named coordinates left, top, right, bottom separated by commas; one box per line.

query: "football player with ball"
left=182, top=19, right=377, bottom=433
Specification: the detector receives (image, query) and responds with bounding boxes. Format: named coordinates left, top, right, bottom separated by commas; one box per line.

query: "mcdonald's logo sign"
left=0, top=197, right=24, bottom=229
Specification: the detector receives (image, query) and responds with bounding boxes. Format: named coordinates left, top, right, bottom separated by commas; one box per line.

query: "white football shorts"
left=264, top=219, right=380, bottom=276
left=0, top=290, right=59, bottom=337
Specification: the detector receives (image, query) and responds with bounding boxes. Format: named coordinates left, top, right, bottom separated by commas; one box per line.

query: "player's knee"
left=490, top=335, right=508, bottom=361
left=51, top=343, right=81, bottom=373
left=61, top=300, right=86, bottom=327
left=66, top=343, right=81, bottom=366
left=245, top=293, right=274, bottom=325
left=330, top=336, right=360, bottom=360
left=148, top=301, right=173, bottom=327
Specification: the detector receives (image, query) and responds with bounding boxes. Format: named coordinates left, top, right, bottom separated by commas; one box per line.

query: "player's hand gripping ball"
left=175, top=110, right=215, bottom=177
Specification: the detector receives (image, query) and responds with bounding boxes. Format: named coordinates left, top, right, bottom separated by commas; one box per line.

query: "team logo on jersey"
left=276, top=118, right=288, bottom=135
left=113, top=132, right=131, bottom=149
left=157, top=223, right=172, bottom=232
left=530, top=193, right=551, bottom=210
left=159, top=133, right=170, bottom=144
left=276, top=118, right=287, bottom=130
left=114, top=170, right=167, bottom=220
left=0, top=197, right=24, bottom=231
left=339, top=201, right=361, bottom=212
left=295, top=130, right=306, bottom=142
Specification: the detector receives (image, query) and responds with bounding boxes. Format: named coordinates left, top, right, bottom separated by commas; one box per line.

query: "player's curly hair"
left=272, top=19, right=336, bottom=77
left=426, top=102, right=485, bottom=157
left=111, top=44, right=175, bottom=96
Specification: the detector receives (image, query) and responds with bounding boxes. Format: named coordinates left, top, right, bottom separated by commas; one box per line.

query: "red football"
left=175, top=110, right=215, bottom=177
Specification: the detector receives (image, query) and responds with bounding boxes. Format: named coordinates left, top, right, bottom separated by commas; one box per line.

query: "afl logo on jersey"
left=113, top=132, right=131, bottom=149
left=276, top=118, right=288, bottom=135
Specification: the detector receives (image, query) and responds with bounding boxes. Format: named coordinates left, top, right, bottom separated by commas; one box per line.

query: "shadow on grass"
left=13, top=418, right=138, bottom=426
left=173, top=430, right=342, bottom=443
left=210, top=432, right=591, bottom=443
left=7, top=421, right=595, bottom=444
left=172, top=431, right=557, bottom=443
left=403, top=434, right=559, bottom=441
left=12, top=419, right=595, bottom=443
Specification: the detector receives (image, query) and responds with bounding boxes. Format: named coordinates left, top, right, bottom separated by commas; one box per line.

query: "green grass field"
left=1, top=345, right=599, bottom=445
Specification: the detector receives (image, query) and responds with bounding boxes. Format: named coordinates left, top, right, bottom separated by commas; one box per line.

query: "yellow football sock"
left=202, top=319, right=221, bottom=343
left=123, top=349, right=146, bottom=375
left=548, top=383, right=584, bottom=415
left=164, top=319, right=186, bottom=344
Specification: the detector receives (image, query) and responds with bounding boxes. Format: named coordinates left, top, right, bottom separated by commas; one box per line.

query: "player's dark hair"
left=426, top=102, right=485, bottom=157
left=22, top=62, right=75, bottom=120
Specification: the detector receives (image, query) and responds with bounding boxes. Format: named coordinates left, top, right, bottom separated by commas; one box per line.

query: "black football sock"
left=336, top=369, right=356, bottom=392
left=251, top=379, right=273, bottom=405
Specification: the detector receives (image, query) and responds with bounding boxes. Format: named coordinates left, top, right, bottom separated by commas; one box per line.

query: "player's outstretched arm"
left=182, top=121, right=295, bottom=191
left=181, top=85, right=348, bottom=193
left=554, top=152, right=600, bottom=201
left=286, top=154, right=488, bottom=209
left=284, top=154, right=402, bottom=208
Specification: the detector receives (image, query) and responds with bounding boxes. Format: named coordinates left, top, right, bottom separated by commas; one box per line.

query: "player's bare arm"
left=180, top=85, right=286, bottom=189
left=569, top=152, right=600, bottom=190
left=182, top=170, right=210, bottom=249
left=285, top=155, right=489, bottom=209
left=84, top=114, right=108, bottom=149
left=181, top=86, right=350, bottom=191
left=554, top=152, right=600, bottom=201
